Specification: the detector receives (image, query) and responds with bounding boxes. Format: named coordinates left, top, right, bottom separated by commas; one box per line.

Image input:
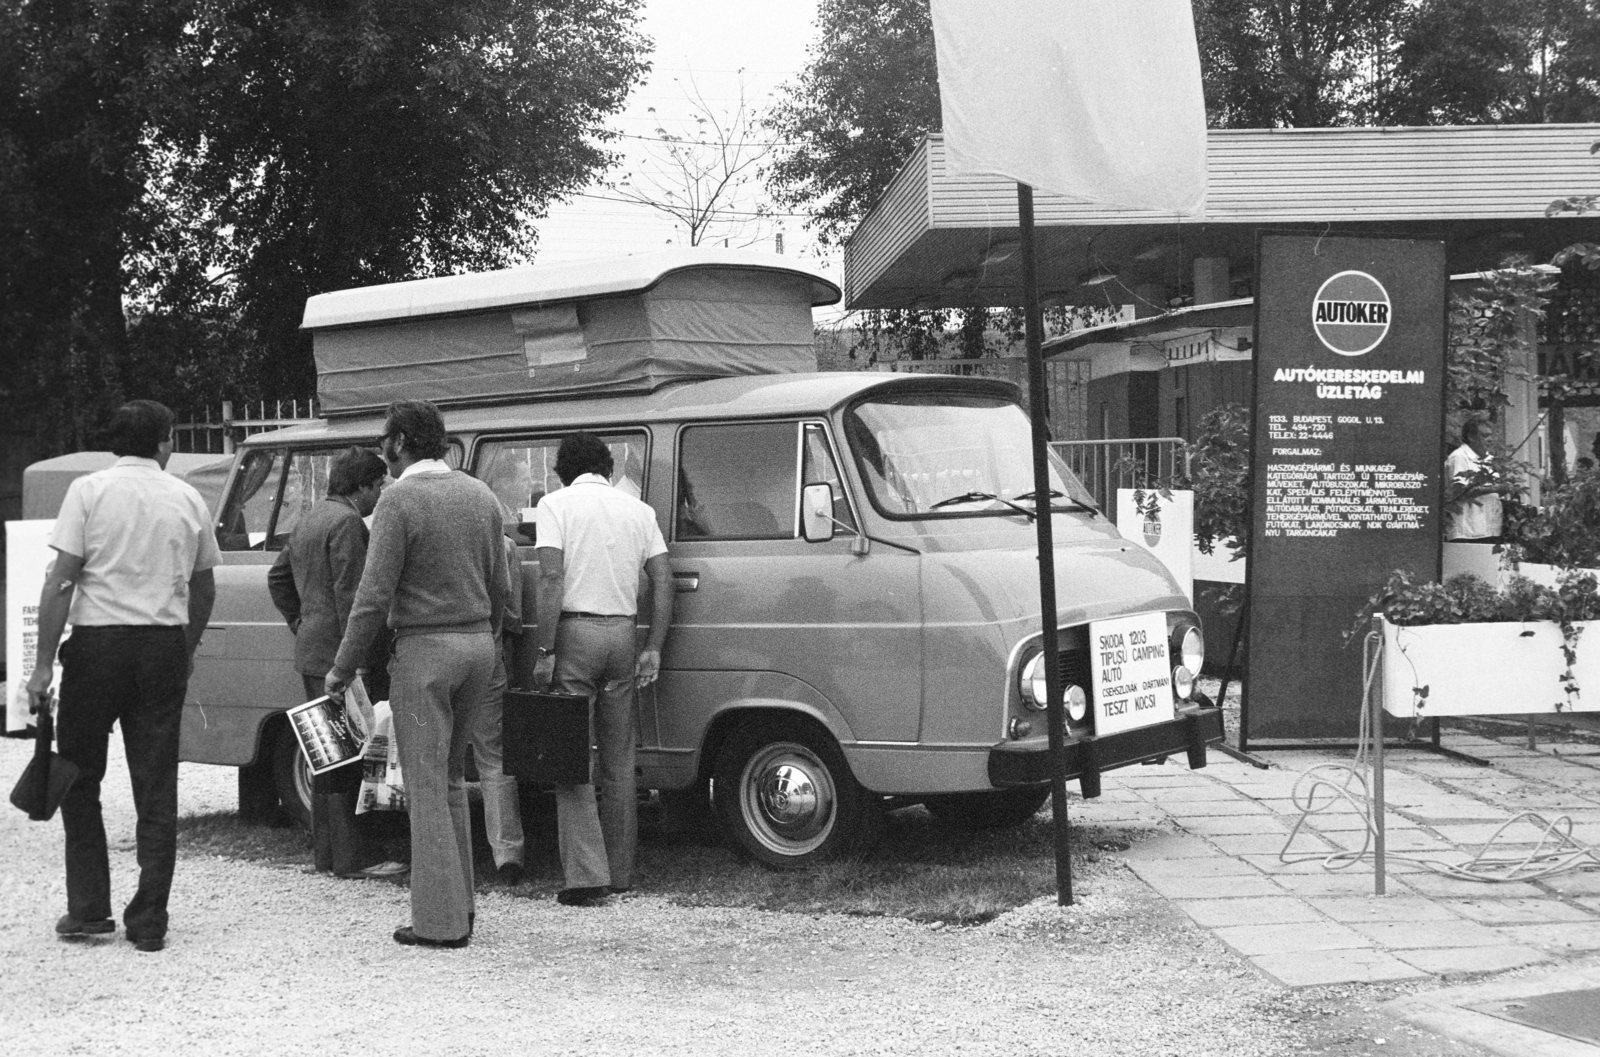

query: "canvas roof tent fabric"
left=22, top=452, right=234, bottom=519
left=302, top=249, right=842, bottom=417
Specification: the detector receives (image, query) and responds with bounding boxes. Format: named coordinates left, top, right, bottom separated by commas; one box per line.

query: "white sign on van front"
left=1089, top=612, right=1174, bottom=737
left=6, top=520, right=64, bottom=733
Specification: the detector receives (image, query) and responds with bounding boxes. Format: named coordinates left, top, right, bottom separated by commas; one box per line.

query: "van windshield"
left=843, top=393, right=1098, bottom=519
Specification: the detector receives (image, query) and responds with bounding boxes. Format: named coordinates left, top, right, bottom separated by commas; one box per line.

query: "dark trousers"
left=55, top=625, right=189, bottom=940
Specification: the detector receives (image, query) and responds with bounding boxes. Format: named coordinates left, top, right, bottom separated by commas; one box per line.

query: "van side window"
left=474, top=432, right=649, bottom=529
left=801, top=423, right=857, bottom=534
left=271, top=449, right=340, bottom=548
left=677, top=423, right=798, bottom=540
left=216, top=449, right=283, bottom=551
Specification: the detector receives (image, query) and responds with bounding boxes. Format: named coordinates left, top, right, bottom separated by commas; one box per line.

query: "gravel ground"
left=0, top=734, right=1486, bottom=1057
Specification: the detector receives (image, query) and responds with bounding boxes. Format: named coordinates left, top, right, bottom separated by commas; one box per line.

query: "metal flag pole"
left=1017, top=182, right=1073, bottom=906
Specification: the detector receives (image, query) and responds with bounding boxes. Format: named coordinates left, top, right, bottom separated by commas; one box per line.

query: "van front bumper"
left=986, top=706, right=1225, bottom=792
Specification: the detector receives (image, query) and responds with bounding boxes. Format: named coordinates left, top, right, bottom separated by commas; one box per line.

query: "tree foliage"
left=1383, top=0, right=1600, bottom=125
left=763, top=0, right=939, bottom=248
left=1195, top=0, right=1406, bottom=127
left=0, top=0, right=648, bottom=452
left=0, top=0, right=195, bottom=450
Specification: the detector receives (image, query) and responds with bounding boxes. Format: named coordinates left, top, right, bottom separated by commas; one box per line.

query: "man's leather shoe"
left=55, top=915, right=115, bottom=937
left=393, top=925, right=468, bottom=949
left=128, top=935, right=165, bottom=952
left=496, top=862, right=525, bottom=887
left=556, top=886, right=609, bottom=907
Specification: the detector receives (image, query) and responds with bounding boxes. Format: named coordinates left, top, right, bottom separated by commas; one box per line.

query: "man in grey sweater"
left=327, top=400, right=510, bottom=948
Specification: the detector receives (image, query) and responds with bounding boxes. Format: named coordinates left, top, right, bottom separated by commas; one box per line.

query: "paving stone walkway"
left=1084, top=726, right=1600, bottom=988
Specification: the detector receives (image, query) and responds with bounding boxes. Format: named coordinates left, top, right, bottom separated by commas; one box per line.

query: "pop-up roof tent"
left=301, top=249, right=843, bottom=417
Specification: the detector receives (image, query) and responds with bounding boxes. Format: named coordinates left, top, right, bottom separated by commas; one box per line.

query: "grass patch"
left=637, top=804, right=1120, bottom=925
left=175, top=794, right=1122, bottom=924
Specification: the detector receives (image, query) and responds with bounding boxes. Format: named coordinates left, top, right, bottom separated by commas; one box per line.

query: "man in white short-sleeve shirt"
left=532, top=432, right=672, bottom=905
left=1445, top=418, right=1503, bottom=542
left=25, top=400, right=219, bottom=952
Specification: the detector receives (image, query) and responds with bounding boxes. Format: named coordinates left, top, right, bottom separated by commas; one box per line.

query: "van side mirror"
left=802, top=482, right=836, bottom=543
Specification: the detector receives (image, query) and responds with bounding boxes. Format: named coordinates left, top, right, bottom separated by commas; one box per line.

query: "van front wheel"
left=713, top=716, right=881, bottom=869
left=271, top=723, right=314, bottom=829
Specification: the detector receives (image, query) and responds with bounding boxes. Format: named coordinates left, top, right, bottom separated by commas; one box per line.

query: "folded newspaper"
left=355, top=699, right=406, bottom=814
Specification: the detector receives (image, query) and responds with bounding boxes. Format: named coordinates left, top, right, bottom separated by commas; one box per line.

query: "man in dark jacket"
left=269, top=446, right=389, bottom=876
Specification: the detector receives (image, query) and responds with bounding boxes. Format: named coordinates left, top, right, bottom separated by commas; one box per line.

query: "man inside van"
left=268, top=446, right=400, bottom=879
left=531, top=432, right=673, bottom=906
left=326, top=400, right=510, bottom=948
left=25, top=400, right=219, bottom=953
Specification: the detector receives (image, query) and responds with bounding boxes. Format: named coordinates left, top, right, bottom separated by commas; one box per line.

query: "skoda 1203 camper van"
left=188, top=249, right=1223, bottom=867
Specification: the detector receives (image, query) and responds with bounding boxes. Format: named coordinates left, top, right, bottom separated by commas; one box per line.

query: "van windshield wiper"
left=929, top=490, right=1035, bottom=520
left=1015, top=488, right=1100, bottom=517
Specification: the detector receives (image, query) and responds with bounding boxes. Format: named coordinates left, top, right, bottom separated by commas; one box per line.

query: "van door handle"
left=672, top=571, right=700, bottom=593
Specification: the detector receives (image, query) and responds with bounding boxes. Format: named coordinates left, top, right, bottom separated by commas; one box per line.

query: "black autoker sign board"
left=1244, top=235, right=1445, bottom=741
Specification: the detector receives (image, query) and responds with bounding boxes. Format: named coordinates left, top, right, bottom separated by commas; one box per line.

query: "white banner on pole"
left=929, top=0, right=1207, bottom=216
left=6, top=520, right=65, bottom=732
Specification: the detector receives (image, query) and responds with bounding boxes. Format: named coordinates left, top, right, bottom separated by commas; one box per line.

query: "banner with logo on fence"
left=1115, top=489, right=1194, bottom=603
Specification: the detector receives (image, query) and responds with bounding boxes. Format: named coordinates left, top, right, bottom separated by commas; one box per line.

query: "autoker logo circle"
left=1142, top=509, right=1162, bottom=547
left=1312, top=270, right=1391, bottom=356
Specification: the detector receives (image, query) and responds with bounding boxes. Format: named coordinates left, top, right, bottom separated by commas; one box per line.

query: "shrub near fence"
left=173, top=400, right=318, bottom=454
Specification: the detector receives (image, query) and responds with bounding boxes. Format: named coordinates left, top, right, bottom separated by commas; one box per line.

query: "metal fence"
left=1051, top=437, right=1190, bottom=520
left=172, top=399, right=319, bottom=455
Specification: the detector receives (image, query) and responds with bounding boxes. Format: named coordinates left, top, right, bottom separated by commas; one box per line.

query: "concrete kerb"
left=1384, top=959, right=1600, bottom=1056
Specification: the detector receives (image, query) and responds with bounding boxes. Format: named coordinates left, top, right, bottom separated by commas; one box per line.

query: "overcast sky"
left=532, top=0, right=831, bottom=274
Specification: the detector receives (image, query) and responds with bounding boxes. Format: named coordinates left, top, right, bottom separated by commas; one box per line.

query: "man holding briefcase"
left=532, top=432, right=673, bottom=906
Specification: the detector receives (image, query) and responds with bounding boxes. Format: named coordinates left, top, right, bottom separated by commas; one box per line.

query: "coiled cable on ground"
left=1277, top=630, right=1600, bottom=883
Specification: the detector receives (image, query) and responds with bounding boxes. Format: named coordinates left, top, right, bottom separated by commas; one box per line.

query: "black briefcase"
left=9, top=701, right=79, bottom=822
left=502, top=689, right=591, bottom=786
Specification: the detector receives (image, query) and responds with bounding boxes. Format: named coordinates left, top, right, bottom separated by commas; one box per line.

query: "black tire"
left=271, top=722, right=314, bottom=829
left=712, top=715, right=882, bottom=869
left=923, top=786, right=1050, bottom=831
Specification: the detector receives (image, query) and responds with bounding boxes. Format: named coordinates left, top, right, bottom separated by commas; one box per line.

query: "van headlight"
left=1171, top=625, right=1203, bottom=702
left=1020, top=654, right=1048, bottom=710
left=1019, top=654, right=1089, bottom=722
left=1064, top=683, right=1088, bottom=723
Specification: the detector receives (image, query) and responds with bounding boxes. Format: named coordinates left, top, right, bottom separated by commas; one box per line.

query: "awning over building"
left=843, top=125, right=1600, bottom=311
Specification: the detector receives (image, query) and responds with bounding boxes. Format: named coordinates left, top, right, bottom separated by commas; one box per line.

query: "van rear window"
left=843, top=394, right=1096, bottom=519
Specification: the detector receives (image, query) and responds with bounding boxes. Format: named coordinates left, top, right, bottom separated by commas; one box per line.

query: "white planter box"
left=1380, top=616, right=1600, bottom=717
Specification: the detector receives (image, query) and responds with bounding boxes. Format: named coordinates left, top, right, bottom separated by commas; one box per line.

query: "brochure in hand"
left=287, top=683, right=369, bottom=776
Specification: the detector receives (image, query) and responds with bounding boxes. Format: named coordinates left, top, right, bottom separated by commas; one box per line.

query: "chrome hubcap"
left=740, top=742, right=836, bottom=856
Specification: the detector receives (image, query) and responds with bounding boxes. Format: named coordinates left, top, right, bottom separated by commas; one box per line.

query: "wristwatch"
left=537, top=645, right=555, bottom=658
